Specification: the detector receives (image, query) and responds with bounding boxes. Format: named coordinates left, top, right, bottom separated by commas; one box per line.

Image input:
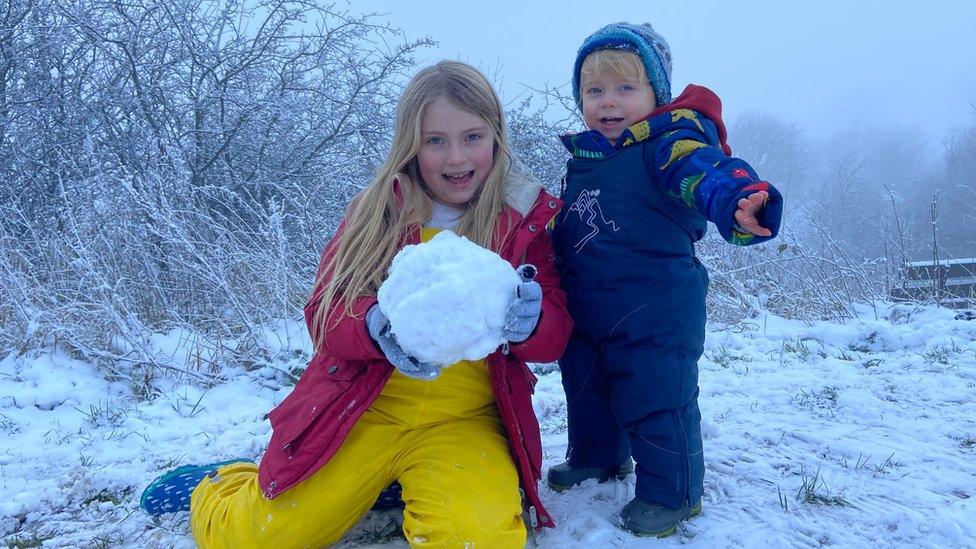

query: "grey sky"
left=349, top=0, right=976, bottom=141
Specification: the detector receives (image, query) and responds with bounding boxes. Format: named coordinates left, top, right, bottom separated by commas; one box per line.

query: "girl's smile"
left=444, top=170, right=475, bottom=187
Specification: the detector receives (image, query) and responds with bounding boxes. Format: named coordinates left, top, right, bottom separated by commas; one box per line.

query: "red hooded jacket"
left=257, top=177, right=572, bottom=529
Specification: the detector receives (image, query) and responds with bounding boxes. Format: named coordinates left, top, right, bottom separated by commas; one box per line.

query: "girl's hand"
left=734, top=191, right=773, bottom=237
left=366, top=305, right=441, bottom=380
left=503, top=264, right=542, bottom=343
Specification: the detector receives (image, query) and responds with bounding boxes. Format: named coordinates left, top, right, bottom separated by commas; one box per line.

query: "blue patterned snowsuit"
left=552, top=85, right=783, bottom=508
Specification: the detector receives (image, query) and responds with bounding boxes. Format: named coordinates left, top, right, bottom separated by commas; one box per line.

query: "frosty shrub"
left=0, top=0, right=430, bottom=382
left=506, top=96, right=579, bottom=197
left=378, top=232, right=521, bottom=366
left=697, top=222, right=892, bottom=324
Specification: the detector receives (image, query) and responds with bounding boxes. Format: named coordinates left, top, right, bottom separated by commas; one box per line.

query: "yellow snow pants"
left=190, top=231, right=525, bottom=549
left=189, top=364, right=526, bottom=548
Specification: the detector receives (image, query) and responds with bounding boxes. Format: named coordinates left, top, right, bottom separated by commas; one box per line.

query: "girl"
left=141, top=60, right=572, bottom=548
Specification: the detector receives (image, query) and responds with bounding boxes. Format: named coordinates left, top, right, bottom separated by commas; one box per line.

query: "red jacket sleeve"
left=303, top=222, right=386, bottom=361
left=507, top=231, right=573, bottom=363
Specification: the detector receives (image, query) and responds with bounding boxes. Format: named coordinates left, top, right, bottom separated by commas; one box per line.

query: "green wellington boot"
left=620, top=497, right=702, bottom=538
left=546, top=459, right=634, bottom=491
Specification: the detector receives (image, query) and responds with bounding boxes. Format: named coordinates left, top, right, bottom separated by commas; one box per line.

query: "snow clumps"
left=378, top=231, right=521, bottom=366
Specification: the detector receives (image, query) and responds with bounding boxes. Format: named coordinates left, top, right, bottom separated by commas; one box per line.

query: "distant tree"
left=938, top=111, right=976, bottom=257
left=729, top=112, right=807, bottom=202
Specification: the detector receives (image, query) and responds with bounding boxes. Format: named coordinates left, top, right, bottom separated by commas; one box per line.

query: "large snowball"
left=378, top=231, right=521, bottom=366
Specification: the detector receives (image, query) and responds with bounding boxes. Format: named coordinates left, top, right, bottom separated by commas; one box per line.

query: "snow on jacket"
left=257, top=173, right=572, bottom=529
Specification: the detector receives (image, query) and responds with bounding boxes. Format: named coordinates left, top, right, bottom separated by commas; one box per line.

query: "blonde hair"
left=310, top=61, right=515, bottom=348
left=580, top=49, right=649, bottom=87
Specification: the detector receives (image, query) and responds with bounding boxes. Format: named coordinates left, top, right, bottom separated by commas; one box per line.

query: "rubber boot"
left=546, top=459, right=634, bottom=491
left=620, top=497, right=702, bottom=538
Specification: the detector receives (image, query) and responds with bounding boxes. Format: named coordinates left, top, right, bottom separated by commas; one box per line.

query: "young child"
left=140, top=60, right=572, bottom=548
left=549, top=23, right=783, bottom=537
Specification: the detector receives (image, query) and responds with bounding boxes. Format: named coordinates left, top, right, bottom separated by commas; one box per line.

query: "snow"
left=905, top=258, right=976, bottom=267
left=378, top=231, right=521, bottom=366
left=2, top=303, right=975, bottom=547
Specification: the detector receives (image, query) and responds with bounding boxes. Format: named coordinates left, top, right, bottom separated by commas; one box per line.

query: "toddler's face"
left=580, top=64, right=656, bottom=144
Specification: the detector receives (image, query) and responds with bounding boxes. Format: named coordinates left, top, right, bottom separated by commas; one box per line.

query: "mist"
left=352, top=0, right=976, bottom=141
left=351, top=0, right=976, bottom=261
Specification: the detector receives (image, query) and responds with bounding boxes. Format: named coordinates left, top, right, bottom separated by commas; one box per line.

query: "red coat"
left=258, top=185, right=572, bottom=529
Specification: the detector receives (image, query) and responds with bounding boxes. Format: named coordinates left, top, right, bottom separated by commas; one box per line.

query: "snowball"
left=378, top=231, right=521, bottom=366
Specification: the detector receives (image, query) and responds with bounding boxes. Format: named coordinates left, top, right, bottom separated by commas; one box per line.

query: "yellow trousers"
left=190, top=365, right=526, bottom=548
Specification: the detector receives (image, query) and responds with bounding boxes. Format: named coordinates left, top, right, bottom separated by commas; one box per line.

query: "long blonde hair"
left=311, top=61, right=515, bottom=347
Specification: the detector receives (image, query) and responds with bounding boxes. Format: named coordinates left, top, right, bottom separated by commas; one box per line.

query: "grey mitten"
left=503, top=264, right=542, bottom=343
left=366, top=305, right=441, bottom=380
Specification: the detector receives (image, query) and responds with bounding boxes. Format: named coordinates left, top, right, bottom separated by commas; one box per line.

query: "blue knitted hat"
left=572, top=22, right=673, bottom=108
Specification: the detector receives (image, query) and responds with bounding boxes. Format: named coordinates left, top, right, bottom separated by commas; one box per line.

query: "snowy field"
left=2, top=303, right=974, bottom=548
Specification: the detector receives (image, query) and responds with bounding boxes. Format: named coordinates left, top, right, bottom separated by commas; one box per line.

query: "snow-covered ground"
left=2, top=303, right=975, bottom=548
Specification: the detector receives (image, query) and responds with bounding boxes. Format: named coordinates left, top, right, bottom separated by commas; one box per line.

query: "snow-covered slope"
left=2, top=303, right=974, bottom=548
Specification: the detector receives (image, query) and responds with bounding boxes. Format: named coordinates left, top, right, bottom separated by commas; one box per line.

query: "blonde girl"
left=141, top=60, right=572, bottom=548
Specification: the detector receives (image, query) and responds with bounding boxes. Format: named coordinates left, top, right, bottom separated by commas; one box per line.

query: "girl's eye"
left=586, top=87, right=602, bottom=95
left=465, top=133, right=483, bottom=143
left=426, top=136, right=443, bottom=145
left=620, top=84, right=635, bottom=92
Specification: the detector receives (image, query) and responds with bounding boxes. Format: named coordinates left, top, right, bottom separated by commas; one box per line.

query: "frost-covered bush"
left=0, top=1, right=429, bottom=379
left=378, top=232, right=521, bottom=366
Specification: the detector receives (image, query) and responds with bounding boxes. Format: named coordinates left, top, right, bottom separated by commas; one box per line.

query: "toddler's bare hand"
left=734, top=191, right=772, bottom=237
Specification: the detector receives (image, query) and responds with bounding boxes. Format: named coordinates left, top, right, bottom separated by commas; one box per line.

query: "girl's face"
left=417, top=97, right=495, bottom=207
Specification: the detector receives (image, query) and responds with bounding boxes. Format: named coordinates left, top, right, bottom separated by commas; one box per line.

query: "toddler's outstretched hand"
left=503, top=264, right=542, bottom=343
left=366, top=305, right=441, bottom=380
left=734, top=191, right=773, bottom=237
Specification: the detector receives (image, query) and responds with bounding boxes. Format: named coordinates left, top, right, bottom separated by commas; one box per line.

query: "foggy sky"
left=348, top=0, right=976, bottom=142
